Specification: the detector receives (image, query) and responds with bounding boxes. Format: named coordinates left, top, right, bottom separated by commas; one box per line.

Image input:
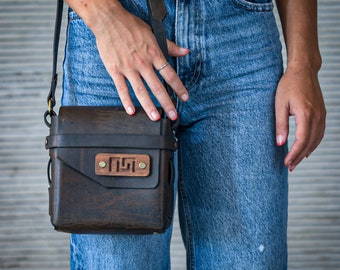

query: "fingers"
left=275, top=99, right=290, bottom=147
left=278, top=102, right=326, bottom=172
left=167, top=40, right=190, bottom=57
left=135, top=40, right=189, bottom=121
left=117, top=45, right=189, bottom=121
left=155, top=61, right=189, bottom=102
left=285, top=109, right=325, bottom=172
left=111, top=57, right=188, bottom=121
left=152, top=40, right=189, bottom=104
left=111, top=73, right=136, bottom=116
left=140, top=66, right=178, bottom=121
left=128, top=73, right=162, bottom=121
left=284, top=111, right=311, bottom=172
left=111, top=69, right=162, bottom=120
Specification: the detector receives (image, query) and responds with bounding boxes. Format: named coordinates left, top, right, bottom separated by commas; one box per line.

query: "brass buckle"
left=95, top=153, right=151, bottom=177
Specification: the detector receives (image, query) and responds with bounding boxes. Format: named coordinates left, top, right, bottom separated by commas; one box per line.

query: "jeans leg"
left=176, top=0, right=288, bottom=269
left=177, top=92, right=288, bottom=269
left=70, top=231, right=172, bottom=270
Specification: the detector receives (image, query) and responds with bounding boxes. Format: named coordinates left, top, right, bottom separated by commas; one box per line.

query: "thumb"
left=167, top=40, right=190, bottom=57
left=275, top=98, right=289, bottom=147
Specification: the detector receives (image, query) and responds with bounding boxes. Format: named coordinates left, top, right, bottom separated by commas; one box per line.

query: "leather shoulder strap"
left=44, top=0, right=63, bottom=127
left=146, top=0, right=169, bottom=59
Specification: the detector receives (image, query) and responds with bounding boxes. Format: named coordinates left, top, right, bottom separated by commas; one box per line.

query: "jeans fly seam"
left=176, top=0, right=202, bottom=91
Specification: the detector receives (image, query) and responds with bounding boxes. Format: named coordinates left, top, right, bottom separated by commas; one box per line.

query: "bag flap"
left=55, top=106, right=166, bottom=135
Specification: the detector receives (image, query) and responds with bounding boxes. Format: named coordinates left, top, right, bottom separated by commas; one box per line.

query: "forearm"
left=276, top=0, right=322, bottom=71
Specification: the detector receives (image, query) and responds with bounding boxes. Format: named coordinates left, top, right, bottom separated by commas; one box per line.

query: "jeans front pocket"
left=232, top=0, right=273, bottom=12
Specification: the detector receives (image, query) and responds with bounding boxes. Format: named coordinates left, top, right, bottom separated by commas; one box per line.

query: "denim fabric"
left=63, top=0, right=288, bottom=269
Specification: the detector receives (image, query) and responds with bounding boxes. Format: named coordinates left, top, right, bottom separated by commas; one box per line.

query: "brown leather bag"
left=44, top=0, right=176, bottom=234
left=46, top=106, right=176, bottom=234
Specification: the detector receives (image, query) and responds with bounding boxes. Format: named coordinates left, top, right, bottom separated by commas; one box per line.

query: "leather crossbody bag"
left=44, top=0, right=177, bottom=234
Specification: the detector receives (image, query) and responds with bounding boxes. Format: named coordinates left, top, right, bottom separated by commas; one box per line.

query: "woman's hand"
left=275, top=65, right=326, bottom=172
left=275, top=0, right=326, bottom=171
left=65, top=0, right=189, bottom=121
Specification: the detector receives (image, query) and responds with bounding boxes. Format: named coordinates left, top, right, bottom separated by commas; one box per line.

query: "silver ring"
left=157, top=62, right=169, bottom=72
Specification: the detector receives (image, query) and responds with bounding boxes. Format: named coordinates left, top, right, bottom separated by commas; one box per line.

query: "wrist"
left=66, top=0, right=124, bottom=34
left=287, top=51, right=322, bottom=73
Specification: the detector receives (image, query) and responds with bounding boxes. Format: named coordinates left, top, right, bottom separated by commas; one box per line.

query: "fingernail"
left=127, top=107, right=135, bottom=115
left=289, top=164, right=296, bottom=172
left=151, top=110, right=160, bottom=121
left=276, top=135, right=284, bottom=146
left=181, top=93, right=189, bottom=102
left=168, top=110, right=177, bottom=120
left=180, top=47, right=190, bottom=53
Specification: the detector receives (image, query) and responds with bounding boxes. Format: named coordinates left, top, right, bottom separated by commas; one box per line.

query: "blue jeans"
left=63, top=0, right=288, bottom=269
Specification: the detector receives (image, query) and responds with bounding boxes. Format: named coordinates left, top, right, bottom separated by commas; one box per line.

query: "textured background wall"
left=0, top=0, right=339, bottom=269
